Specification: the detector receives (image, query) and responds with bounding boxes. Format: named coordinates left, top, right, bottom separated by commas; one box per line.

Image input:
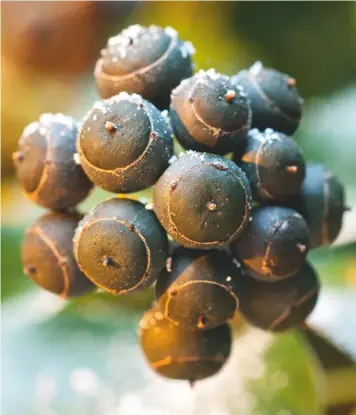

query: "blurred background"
left=2, top=2, right=356, bottom=414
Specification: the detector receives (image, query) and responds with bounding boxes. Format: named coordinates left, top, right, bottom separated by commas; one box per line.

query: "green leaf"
left=309, top=243, right=356, bottom=287
left=1, top=227, right=33, bottom=301
left=246, top=329, right=325, bottom=414
left=3, top=289, right=326, bottom=415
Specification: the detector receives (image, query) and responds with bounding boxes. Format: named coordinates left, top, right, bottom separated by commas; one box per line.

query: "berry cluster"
left=14, top=25, right=348, bottom=385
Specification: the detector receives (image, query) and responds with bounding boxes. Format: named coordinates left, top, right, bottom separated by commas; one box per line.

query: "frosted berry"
left=13, top=114, right=93, bottom=210
left=232, top=61, right=302, bottom=135
left=77, top=93, right=173, bottom=193
left=170, top=69, right=251, bottom=155
left=235, top=128, right=305, bottom=202
left=95, top=25, right=194, bottom=109
left=153, top=152, right=252, bottom=249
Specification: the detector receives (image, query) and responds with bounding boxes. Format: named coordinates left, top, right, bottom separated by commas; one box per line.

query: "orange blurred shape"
left=2, top=2, right=100, bottom=76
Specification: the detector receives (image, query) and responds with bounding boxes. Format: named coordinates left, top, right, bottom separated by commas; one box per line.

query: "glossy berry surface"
left=139, top=307, right=231, bottom=382
left=95, top=25, right=194, bottom=109
left=232, top=61, right=303, bottom=135
left=170, top=69, right=251, bottom=155
left=77, top=92, right=173, bottom=193
left=231, top=206, right=310, bottom=281
left=22, top=211, right=95, bottom=298
left=289, top=163, right=346, bottom=249
left=236, top=128, right=305, bottom=202
left=13, top=114, right=93, bottom=210
left=236, top=262, right=320, bottom=331
left=74, top=198, right=168, bottom=294
left=156, top=247, right=243, bottom=330
left=153, top=151, right=252, bottom=249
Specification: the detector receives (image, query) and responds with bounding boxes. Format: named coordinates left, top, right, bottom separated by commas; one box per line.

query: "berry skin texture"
left=290, top=163, right=346, bottom=249
left=170, top=69, right=251, bottom=155
left=94, top=25, right=194, bottom=109
left=13, top=114, right=93, bottom=210
left=139, top=307, right=232, bottom=382
left=232, top=61, right=303, bottom=135
left=231, top=206, right=310, bottom=281
left=236, top=262, right=320, bottom=332
left=153, top=152, right=252, bottom=249
left=236, top=128, right=305, bottom=202
left=156, top=247, right=243, bottom=330
left=22, top=212, right=95, bottom=298
left=77, top=92, right=173, bottom=193
left=73, top=198, right=169, bottom=294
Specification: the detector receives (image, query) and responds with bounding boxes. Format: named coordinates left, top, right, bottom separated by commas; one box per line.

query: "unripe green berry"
left=156, top=247, right=243, bottom=330
left=22, top=211, right=95, bottom=298
left=73, top=198, right=168, bottom=294
left=231, top=206, right=310, bottom=281
left=289, top=163, right=347, bottom=249
left=139, top=307, right=231, bottom=382
left=237, top=262, right=320, bottom=332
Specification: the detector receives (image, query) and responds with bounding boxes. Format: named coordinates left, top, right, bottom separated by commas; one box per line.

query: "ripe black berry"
left=232, top=62, right=303, bottom=135
left=22, top=211, right=95, bottom=298
left=290, top=163, right=346, bottom=249
left=153, top=152, right=252, bottom=249
left=231, top=206, right=310, bottom=281
left=139, top=307, right=231, bottom=382
left=170, top=69, right=251, bottom=155
left=77, top=92, right=173, bottom=193
left=73, top=198, right=168, bottom=294
left=237, top=262, right=320, bottom=332
left=235, top=128, right=305, bottom=202
left=156, top=247, right=243, bottom=330
left=95, top=25, right=195, bottom=109
left=13, top=114, right=93, bottom=210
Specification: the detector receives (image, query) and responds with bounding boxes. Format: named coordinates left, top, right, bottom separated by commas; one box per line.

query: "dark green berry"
left=139, top=307, right=231, bottom=382
left=156, top=247, right=243, bottom=330
left=73, top=198, right=168, bottom=294
left=231, top=206, right=310, bottom=281
left=235, top=128, right=305, bottom=202
left=153, top=152, right=252, bottom=249
left=170, top=69, right=251, bottom=155
left=289, top=163, right=346, bottom=249
left=236, top=262, right=320, bottom=332
left=232, top=62, right=303, bottom=135
left=77, top=93, right=173, bottom=193
left=22, top=211, right=95, bottom=298
left=13, top=114, right=93, bottom=210
left=95, top=25, right=194, bottom=109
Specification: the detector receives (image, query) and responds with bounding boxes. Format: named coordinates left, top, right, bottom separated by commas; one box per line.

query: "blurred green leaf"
left=1, top=227, right=33, bottom=301
left=310, top=243, right=356, bottom=287
left=247, top=330, right=325, bottom=414
left=3, top=294, right=325, bottom=415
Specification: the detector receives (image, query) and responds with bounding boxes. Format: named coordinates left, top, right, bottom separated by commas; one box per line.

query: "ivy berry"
left=95, top=25, right=195, bottom=109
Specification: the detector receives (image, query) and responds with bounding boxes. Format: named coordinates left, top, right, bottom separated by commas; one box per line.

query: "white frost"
left=22, top=121, right=39, bottom=137
left=249, top=61, right=263, bottom=75
left=164, top=26, right=178, bottom=38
